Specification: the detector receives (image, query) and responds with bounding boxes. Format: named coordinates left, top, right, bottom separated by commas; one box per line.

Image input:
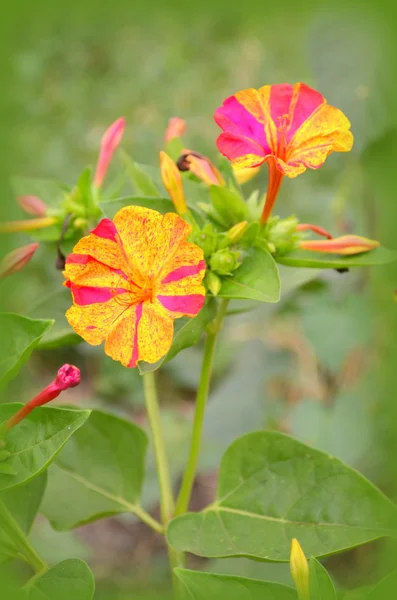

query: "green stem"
left=0, top=498, right=47, bottom=574
left=133, top=505, right=164, bottom=535
left=175, top=298, right=229, bottom=516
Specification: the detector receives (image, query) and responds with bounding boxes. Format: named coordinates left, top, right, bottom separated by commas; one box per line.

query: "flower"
left=177, top=150, right=225, bottom=186
left=160, top=151, right=188, bottom=215
left=17, top=195, right=47, bottom=216
left=4, top=364, right=80, bottom=431
left=0, top=242, right=39, bottom=279
left=164, top=117, right=187, bottom=143
left=215, top=83, right=353, bottom=223
left=93, top=117, right=126, bottom=188
left=300, top=234, right=379, bottom=255
left=64, top=206, right=206, bottom=367
left=290, top=538, right=310, bottom=600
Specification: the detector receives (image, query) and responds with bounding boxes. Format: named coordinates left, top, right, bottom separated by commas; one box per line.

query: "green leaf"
left=366, top=570, right=397, bottom=600
left=27, top=558, right=95, bottom=600
left=219, top=247, right=280, bottom=302
left=41, top=410, right=148, bottom=530
left=0, top=314, right=54, bottom=385
left=309, top=557, right=336, bottom=600
left=99, top=195, right=176, bottom=218
left=138, top=298, right=217, bottom=374
left=0, top=473, right=47, bottom=562
left=167, top=431, right=397, bottom=561
left=11, top=177, right=70, bottom=208
left=275, top=246, right=397, bottom=269
left=120, top=150, right=161, bottom=196
left=0, top=405, right=90, bottom=491
left=209, top=185, right=248, bottom=227
left=175, top=569, right=297, bottom=600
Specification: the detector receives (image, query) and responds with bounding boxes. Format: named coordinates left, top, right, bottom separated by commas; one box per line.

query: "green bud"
left=194, top=224, right=218, bottom=258
left=210, top=249, right=240, bottom=276
left=226, top=221, right=248, bottom=243
left=205, top=270, right=222, bottom=296
left=265, top=215, right=300, bottom=255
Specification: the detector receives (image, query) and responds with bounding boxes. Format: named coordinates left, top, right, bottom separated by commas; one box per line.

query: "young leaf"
left=309, top=557, right=336, bottom=600
left=0, top=405, right=90, bottom=491
left=209, top=185, right=248, bottom=227
left=138, top=298, right=217, bottom=374
left=41, top=410, right=148, bottom=530
left=120, top=151, right=161, bottom=196
left=175, top=569, right=297, bottom=600
left=27, top=558, right=95, bottom=600
left=0, top=473, right=47, bottom=561
left=167, top=431, right=397, bottom=561
left=275, top=246, right=397, bottom=269
left=0, top=314, right=53, bottom=385
left=219, top=247, right=280, bottom=302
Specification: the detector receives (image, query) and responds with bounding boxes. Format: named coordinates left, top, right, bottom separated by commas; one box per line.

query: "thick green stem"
left=175, top=298, right=229, bottom=516
left=133, top=505, right=164, bottom=535
left=0, top=498, right=47, bottom=574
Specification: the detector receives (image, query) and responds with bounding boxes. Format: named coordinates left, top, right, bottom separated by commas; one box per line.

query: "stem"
left=133, top=505, right=164, bottom=535
left=175, top=298, right=229, bottom=516
left=0, top=498, right=47, bottom=574
left=260, top=159, right=284, bottom=224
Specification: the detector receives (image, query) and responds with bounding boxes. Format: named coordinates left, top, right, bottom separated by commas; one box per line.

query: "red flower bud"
left=93, top=117, right=126, bottom=188
left=177, top=150, right=225, bottom=186
left=164, top=117, right=187, bottom=143
left=0, top=243, right=39, bottom=279
left=300, top=234, right=379, bottom=255
left=17, top=195, right=47, bottom=216
left=4, top=364, right=81, bottom=431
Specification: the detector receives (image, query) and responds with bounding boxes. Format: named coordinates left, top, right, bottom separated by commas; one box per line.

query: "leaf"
left=41, top=410, right=148, bottom=530
left=0, top=405, right=90, bottom=491
left=175, top=569, right=297, bottom=600
left=209, top=185, right=248, bottom=227
left=219, top=247, right=280, bottom=302
left=138, top=298, right=217, bottom=374
left=309, top=557, right=336, bottom=600
left=167, top=431, right=397, bottom=561
left=0, top=473, right=47, bottom=561
left=120, top=151, right=161, bottom=196
left=275, top=247, right=397, bottom=269
left=366, top=570, right=397, bottom=600
left=11, top=177, right=70, bottom=208
left=99, top=196, right=177, bottom=218
left=27, top=558, right=95, bottom=600
left=0, top=314, right=54, bottom=385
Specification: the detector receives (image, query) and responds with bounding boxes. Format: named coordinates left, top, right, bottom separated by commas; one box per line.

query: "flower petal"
left=71, top=220, right=130, bottom=273
left=67, top=282, right=129, bottom=306
left=64, top=254, right=130, bottom=289
left=65, top=296, right=130, bottom=346
left=104, top=303, right=143, bottom=367
left=157, top=294, right=205, bottom=316
left=216, top=132, right=267, bottom=168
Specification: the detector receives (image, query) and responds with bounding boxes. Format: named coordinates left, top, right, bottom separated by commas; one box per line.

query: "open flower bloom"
left=215, top=83, right=354, bottom=222
left=64, top=206, right=206, bottom=367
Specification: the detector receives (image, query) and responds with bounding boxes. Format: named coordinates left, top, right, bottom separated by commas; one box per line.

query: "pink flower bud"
left=5, top=364, right=81, bottom=431
left=93, top=117, right=126, bottom=188
left=300, top=234, right=379, bottom=255
left=164, top=117, right=187, bottom=143
left=17, top=195, right=47, bottom=216
left=177, top=150, right=225, bottom=186
left=0, top=243, right=39, bottom=279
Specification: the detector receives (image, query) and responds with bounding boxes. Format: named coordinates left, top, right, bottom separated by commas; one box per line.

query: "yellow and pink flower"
left=215, top=83, right=353, bottom=222
left=64, top=206, right=206, bottom=367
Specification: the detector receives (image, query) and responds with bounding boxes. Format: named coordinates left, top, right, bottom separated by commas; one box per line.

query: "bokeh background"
left=2, top=1, right=397, bottom=597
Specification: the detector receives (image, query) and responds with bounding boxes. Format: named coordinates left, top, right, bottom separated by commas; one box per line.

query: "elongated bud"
left=226, top=221, right=248, bottom=244
left=300, top=234, right=379, bottom=255
left=205, top=270, right=222, bottom=296
left=0, top=243, right=39, bottom=279
left=93, top=117, right=126, bottom=188
left=164, top=117, right=187, bottom=143
left=4, top=364, right=81, bottom=432
left=290, top=539, right=310, bottom=600
left=17, top=195, right=47, bottom=216
left=296, top=223, right=332, bottom=239
left=0, top=216, right=57, bottom=233
left=177, top=150, right=225, bottom=187
left=233, top=165, right=260, bottom=184
left=160, top=151, right=188, bottom=215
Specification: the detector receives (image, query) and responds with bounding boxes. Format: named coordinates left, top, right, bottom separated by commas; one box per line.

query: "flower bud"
left=290, top=539, right=310, bottom=600
left=226, top=221, right=248, bottom=244
left=4, top=364, right=81, bottom=432
left=0, top=243, right=39, bottom=279
left=177, top=150, right=225, bottom=187
left=233, top=165, right=260, bottom=184
left=210, top=249, right=240, bottom=276
left=300, top=234, right=379, bottom=255
left=17, top=195, right=47, bottom=216
left=160, top=151, right=188, bottom=215
left=94, top=117, right=126, bottom=188
left=0, top=217, right=58, bottom=233
left=164, top=117, right=187, bottom=143
left=205, top=270, right=222, bottom=296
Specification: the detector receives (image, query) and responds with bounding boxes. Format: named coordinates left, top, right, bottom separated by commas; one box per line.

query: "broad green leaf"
left=275, top=247, right=397, bottom=269
left=0, top=473, right=47, bottom=562
left=219, top=247, right=280, bottom=302
left=366, top=570, right=397, bottom=600
left=309, top=557, right=336, bottom=600
left=138, top=298, right=217, bottom=374
left=120, top=151, right=161, bottom=196
left=27, top=558, right=95, bottom=600
left=175, top=569, right=297, bottom=600
left=209, top=185, right=248, bottom=227
left=99, top=196, right=177, bottom=218
left=0, top=405, right=90, bottom=491
left=41, top=410, right=148, bottom=530
left=167, top=432, right=397, bottom=561
left=0, top=314, right=54, bottom=385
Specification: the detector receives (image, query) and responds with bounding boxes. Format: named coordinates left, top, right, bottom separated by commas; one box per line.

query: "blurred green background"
left=2, top=1, right=397, bottom=597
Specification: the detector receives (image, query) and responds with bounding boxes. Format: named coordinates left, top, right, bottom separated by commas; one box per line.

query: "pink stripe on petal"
left=128, top=302, right=143, bottom=368
left=216, top=132, right=266, bottom=163
left=286, top=84, right=325, bottom=143
left=215, top=96, right=268, bottom=149
left=69, top=283, right=128, bottom=305
left=158, top=294, right=205, bottom=315
left=161, top=260, right=206, bottom=284
left=91, top=219, right=118, bottom=241
left=269, top=83, right=294, bottom=128
left=66, top=253, right=129, bottom=279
